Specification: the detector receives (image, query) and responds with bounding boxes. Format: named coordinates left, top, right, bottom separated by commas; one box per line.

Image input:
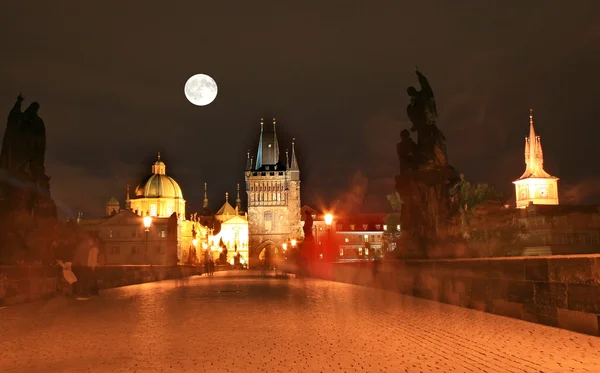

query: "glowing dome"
left=129, top=153, right=186, bottom=219
left=134, top=155, right=183, bottom=199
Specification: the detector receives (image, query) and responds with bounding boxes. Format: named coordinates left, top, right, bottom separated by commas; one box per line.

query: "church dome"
left=133, top=153, right=184, bottom=199
left=106, top=197, right=120, bottom=207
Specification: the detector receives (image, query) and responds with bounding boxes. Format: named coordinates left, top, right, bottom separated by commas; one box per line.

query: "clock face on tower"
left=520, top=188, right=528, bottom=199
left=539, top=187, right=548, bottom=198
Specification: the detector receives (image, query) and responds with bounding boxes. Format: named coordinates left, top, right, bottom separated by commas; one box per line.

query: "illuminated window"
left=344, top=237, right=349, bottom=243
left=150, top=205, right=157, bottom=217
left=376, top=224, right=381, bottom=230
left=396, top=224, right=400, bottom=231
left=362, top=224, right=368, bottom=230
left=383, top=225, right=387, bottom=231
left=350, top=224, right=355, bottom=230
left=365, top=248, right=369, bottom=256
left=358, top=248, right=363, bottom=255
left=109, top=230, right=113, bottom=238
left=339, top=249, right=344, bottom=256
left=160, top=230, right=167, bottom=238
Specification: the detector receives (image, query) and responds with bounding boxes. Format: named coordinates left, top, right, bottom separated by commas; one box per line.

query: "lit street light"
left=290, top=239, right=297, bottom=248
left=324, top=213, right=333, bottom=261
left=143, top=215, right=152, bottom=264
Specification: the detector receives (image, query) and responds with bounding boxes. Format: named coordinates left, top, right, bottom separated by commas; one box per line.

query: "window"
left=339, top=249, right=344, bottom=256
left=362, top=224, right=368, bottom=230
left=350, top=225, right=355, bottom=231
left=156, top=246, right=163, bottom=253
left=109, top=230, right=113, bottom=238
left=132, top=247, right=138, bottom=254
left=365, top=248, right=369, bottom=256
left=150, top=205, right=157, bottom=217
left=167, top=205, right=173, bottom=216
left=344, top=237, right=349, bottom=243
left=160, top=230, right=167, bottom=238
left=396, top=224, right=401, bottom=231
left=358, top=248, right=363, bottom=255
left=110, top=246, right=120, bottom=255
left=131, top=230, right=136, bottom=237
left=375, top=224, right=381, bottom=230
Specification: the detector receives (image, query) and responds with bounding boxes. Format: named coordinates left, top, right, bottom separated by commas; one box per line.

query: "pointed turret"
left=286, top=149, right=290, bottom=169
left=236, top=183, right=242, bottom=213
left=513, top=108, right=559, bottom=208
left=290, top=138, right=299, bottom=170
left=245, top=150, right=252, bottom=171
left=215, top=191, right=236, bottom=222
left=519, top=109, right=550, bottom=179
left=203, top=182, right=208, bottom=209
left=255, top=118, right=264, bottom=169
left=254, top=117, right=281, bottom=170
left=272, top=117, right=280, bottom=164
left=125, top=184, right=131, bottom=209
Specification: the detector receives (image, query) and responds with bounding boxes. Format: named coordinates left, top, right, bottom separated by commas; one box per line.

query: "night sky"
left=2, top=1, right=600, bottom=218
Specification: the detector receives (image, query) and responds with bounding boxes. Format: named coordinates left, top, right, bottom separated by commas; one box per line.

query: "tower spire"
left=157, top=152, right=161, bottom=161
left=125, top=184, right=131, bottom=209
left=286, top=149, right=290, bottom=169
left=236, top=183, right=242, bottom=214
left=290, top=137, right=299, bottom=170
left=245, top=149, right=252, bottom=171
left=255, top=118, right=264, bottom=170
left=203, top=182, right=208, bottom=208
left=273, top=117, right=280, bottom=165
left=225, top=192, right=229, bottom=202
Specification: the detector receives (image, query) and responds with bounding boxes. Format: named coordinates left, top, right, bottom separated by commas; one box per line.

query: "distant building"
left=513, top=109, right=559, bottom=208
left=78, top=153, right=207, bottom=265
left=334, top=214, right=386, bottom=260
left=245, top=118, right=302, bottom=267
left=207, top=186, right=249, bottom=265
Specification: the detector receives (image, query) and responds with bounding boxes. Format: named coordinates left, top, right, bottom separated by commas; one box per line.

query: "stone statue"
left=395, top=70, right=467, bottom=259
left=19, top=102, right=47, bottom=182
left=0, top=94, right=57, bottom=264
left=0, top=94, right=25, bottom=171
left=303, top=211, right=314, bottom=239
left=406, top=70, right=448, bottom=168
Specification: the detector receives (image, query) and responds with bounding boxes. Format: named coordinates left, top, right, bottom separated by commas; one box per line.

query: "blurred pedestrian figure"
left=72, top=234, right=99, bottom=300
left=57, top=259, right=77, bottom=295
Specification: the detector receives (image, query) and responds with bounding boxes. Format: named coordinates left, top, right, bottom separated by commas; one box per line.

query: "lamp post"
left=324, top=213, right=333, bottom=261
left=143, top=215, right=152, bottom=263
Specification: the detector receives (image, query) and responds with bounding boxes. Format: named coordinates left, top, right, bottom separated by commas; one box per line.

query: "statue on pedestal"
left=0, top=94, right=58, bottom=263
left=395, top=70, right=467, bottom=259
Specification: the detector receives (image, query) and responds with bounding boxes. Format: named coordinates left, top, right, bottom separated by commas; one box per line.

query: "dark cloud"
left=1, top=1, right=600, bottom=217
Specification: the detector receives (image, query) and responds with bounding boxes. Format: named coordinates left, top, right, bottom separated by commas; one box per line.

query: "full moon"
left=184, top=74, right=218, bottom=106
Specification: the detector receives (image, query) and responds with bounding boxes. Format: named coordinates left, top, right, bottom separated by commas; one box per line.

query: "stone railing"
left=309, top=255, right=600, bottom=336
left=0, top=264, right=222, bottom=307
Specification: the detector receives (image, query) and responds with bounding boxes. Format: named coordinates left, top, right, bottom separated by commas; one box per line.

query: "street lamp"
left=143, top=215, right=152, bottom=263
left=282, top=243, right=288, bottom=252
left=324, top=213, right=333, bottom=261
left=290, top=239, right=297, bottom=248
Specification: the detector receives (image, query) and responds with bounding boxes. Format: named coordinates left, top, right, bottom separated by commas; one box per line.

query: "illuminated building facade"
left=513, top=110, right=559, bottom=208
left=78, top=152, right=206, bottom=265
left=245, top=118, right=302, bottom=267
left=207, top=187, right=249, bottom=265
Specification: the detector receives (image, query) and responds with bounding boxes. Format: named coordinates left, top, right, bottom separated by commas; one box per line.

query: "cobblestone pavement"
left=1, top=271, right=599, bottom=373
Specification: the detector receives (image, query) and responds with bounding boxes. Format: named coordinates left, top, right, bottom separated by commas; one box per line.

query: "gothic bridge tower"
left=244, top=117, right=301, bottom=268
left=513, top=109, right=559, bottom=208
